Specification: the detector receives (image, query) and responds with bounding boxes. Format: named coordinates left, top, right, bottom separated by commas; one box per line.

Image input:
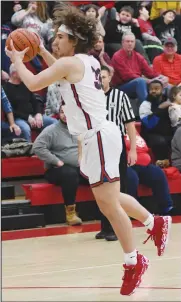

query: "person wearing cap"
left=153, top=37, right=181, bottom=86
left=150, top=2, right=181, bottom=20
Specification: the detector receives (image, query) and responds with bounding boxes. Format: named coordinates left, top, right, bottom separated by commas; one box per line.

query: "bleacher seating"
left=2, top=122, right=142, bottom=179
left=23, top=174, right=181, bottom=206
left=2, top=155, right=44, bottom=179
left=2, top=121, right=181, bottom=211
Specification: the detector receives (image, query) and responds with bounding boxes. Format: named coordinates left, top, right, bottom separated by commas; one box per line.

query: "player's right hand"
left=5, top=40, right=29, bottom=64
left=38, top=38, right=46, bottom=56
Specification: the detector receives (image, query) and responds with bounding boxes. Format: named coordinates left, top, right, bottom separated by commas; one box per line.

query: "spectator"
left=153, top=37, right=181, bottom=86
left=171, top=126, right=181, bottom=172
left=125, top=133, right=174, bottom=216
left=33, top=106, right=85, bottom=226
left=153, top=10, right=181, bottom=53
left=84, top=4, right=105, bottom=37
left=150, top=1, right=181, bottom=20
left=1, top=1, right=26, bottom=25
left=11, top=1, right=53, bottom=44
left=111, top=32, right=158, bottom=103
left=3, top=64, right=57, bottom=142
left=96, top=1, right=117, bottom=27
left=139, top=80, right=173, bottom=167
left=114, top=1, right=143, bottom=18
left=168, top=86, right=181, bottom=130
left=89, top=35, right=114, bottom=76
left=1, top=87, right=21, bottom=144
left=137, top=6, right=163, bottom=62
left=104, top=5, right=150, bottom=61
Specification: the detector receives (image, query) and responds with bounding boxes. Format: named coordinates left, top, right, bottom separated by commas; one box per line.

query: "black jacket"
left=3, top=82, right=43, bottom=121
left=105, top=19, right=142, bottom=44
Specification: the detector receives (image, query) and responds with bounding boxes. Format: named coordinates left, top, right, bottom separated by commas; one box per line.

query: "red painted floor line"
left=3, top=286, right=181, bottom=290
left=2, top=216, right=181, bottom=241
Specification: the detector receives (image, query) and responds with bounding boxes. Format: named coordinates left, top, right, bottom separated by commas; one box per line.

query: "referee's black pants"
left=100, top=136, right=127, bottom=232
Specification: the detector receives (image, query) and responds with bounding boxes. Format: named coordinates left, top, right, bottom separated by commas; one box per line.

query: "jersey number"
left=91, top=66, right=102, bottom=90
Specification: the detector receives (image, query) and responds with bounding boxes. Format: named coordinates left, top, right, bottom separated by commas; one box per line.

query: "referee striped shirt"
left=105, top=88, right=135, bottom=135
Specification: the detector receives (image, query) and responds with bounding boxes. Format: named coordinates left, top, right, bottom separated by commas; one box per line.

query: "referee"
left=96, top=66, right=137, bottom=241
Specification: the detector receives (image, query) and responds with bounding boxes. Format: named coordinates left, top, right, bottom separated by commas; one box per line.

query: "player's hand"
left=9, top=124, right=21, bottom=136
left=38, top=38, right=46, bottom=56
left=35, top=113, right=43, bottom=128
left=127, top=149, right=137, bottom=166
left=57, top=160, right=64, bottom=167
left=5, top=40, right=29, bottom=63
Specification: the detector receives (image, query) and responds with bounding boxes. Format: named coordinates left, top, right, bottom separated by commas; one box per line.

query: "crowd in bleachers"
left=1, top=1, right=181, bottom=226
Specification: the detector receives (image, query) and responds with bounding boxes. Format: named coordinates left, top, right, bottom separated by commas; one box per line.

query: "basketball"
left=6, top=28, right=40, bottom=62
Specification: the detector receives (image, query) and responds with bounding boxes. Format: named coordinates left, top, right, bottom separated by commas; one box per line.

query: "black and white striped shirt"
left=105, top=88, right=135, bottom=135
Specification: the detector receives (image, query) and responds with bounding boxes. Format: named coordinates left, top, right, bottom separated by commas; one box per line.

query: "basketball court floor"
left=2, top=222, right=181, bottom=301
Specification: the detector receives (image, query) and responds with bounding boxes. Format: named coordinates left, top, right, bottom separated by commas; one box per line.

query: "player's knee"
left=97, top=197, right=119, bottom=219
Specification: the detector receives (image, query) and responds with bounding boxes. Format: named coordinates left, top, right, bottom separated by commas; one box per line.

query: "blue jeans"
left=127, top=164, right=173, bottom=214
left=118, top=78, right=148, bottom=103
left=2, top=115, right=58, bottom=142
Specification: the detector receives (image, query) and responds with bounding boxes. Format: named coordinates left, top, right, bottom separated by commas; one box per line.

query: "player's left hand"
left=127, top=149, right=137, bottom=166
left=5, top=40, right=29, bottom=63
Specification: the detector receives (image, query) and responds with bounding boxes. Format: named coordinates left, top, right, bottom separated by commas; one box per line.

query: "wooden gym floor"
left=2, top=220, right=181, bottom=301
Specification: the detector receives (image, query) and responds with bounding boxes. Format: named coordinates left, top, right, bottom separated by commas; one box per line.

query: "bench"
left=22, top=174, right=181, bottom=206
left=2, top=156, right=44, bottom=179
left=2, top=123, right=142, bottom=180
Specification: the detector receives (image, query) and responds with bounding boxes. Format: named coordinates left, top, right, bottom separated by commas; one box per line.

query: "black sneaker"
left=95, top=230, right=106, bottom=239
left=105, top=232, right=118, bottom=241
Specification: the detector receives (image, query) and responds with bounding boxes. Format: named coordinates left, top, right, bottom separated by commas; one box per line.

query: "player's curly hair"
left=53, top=4, right=98, bottom=54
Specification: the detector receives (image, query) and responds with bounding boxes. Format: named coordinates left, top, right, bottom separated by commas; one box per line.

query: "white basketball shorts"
left=80, top=121, right=122, bottom=187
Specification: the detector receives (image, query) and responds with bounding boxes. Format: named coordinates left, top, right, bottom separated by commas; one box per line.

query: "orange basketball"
left=6, top=28, right=40, bottom=62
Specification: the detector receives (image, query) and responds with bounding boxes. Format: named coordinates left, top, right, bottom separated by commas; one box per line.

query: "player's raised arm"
left=5, top=41, right=83, bottom=91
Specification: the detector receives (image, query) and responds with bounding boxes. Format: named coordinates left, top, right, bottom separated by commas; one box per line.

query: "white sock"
left=143, top=214, right=154, bottom=231
left=124, top=249, right=137, bottom=266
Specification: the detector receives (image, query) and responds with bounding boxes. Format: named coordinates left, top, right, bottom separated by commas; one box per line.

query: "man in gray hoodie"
left=33, top=105, right=86, bottom=225
left=171, top=126, right=181, bottom=172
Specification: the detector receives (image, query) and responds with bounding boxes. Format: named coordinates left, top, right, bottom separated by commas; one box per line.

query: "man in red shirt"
left=153, top=37, right=181, bottom=86
left=111, top=32, right=159, bottom=102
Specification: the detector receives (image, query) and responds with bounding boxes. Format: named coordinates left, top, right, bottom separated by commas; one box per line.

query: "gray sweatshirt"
left=33, top=121, right=79, bottom=169
left=171, top=126, right=181, bottom=172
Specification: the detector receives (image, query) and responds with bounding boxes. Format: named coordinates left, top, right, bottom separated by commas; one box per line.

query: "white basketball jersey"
left=59, top=54, right=108, bottom=136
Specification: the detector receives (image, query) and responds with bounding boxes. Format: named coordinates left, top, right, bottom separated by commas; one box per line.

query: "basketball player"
left=6, top=6, right=171, bottom=296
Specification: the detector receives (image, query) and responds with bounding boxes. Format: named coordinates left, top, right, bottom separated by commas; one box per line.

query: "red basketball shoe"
left=143, top=216, right=172, bottom=256
left=120, top=253, right=149, bottom=295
